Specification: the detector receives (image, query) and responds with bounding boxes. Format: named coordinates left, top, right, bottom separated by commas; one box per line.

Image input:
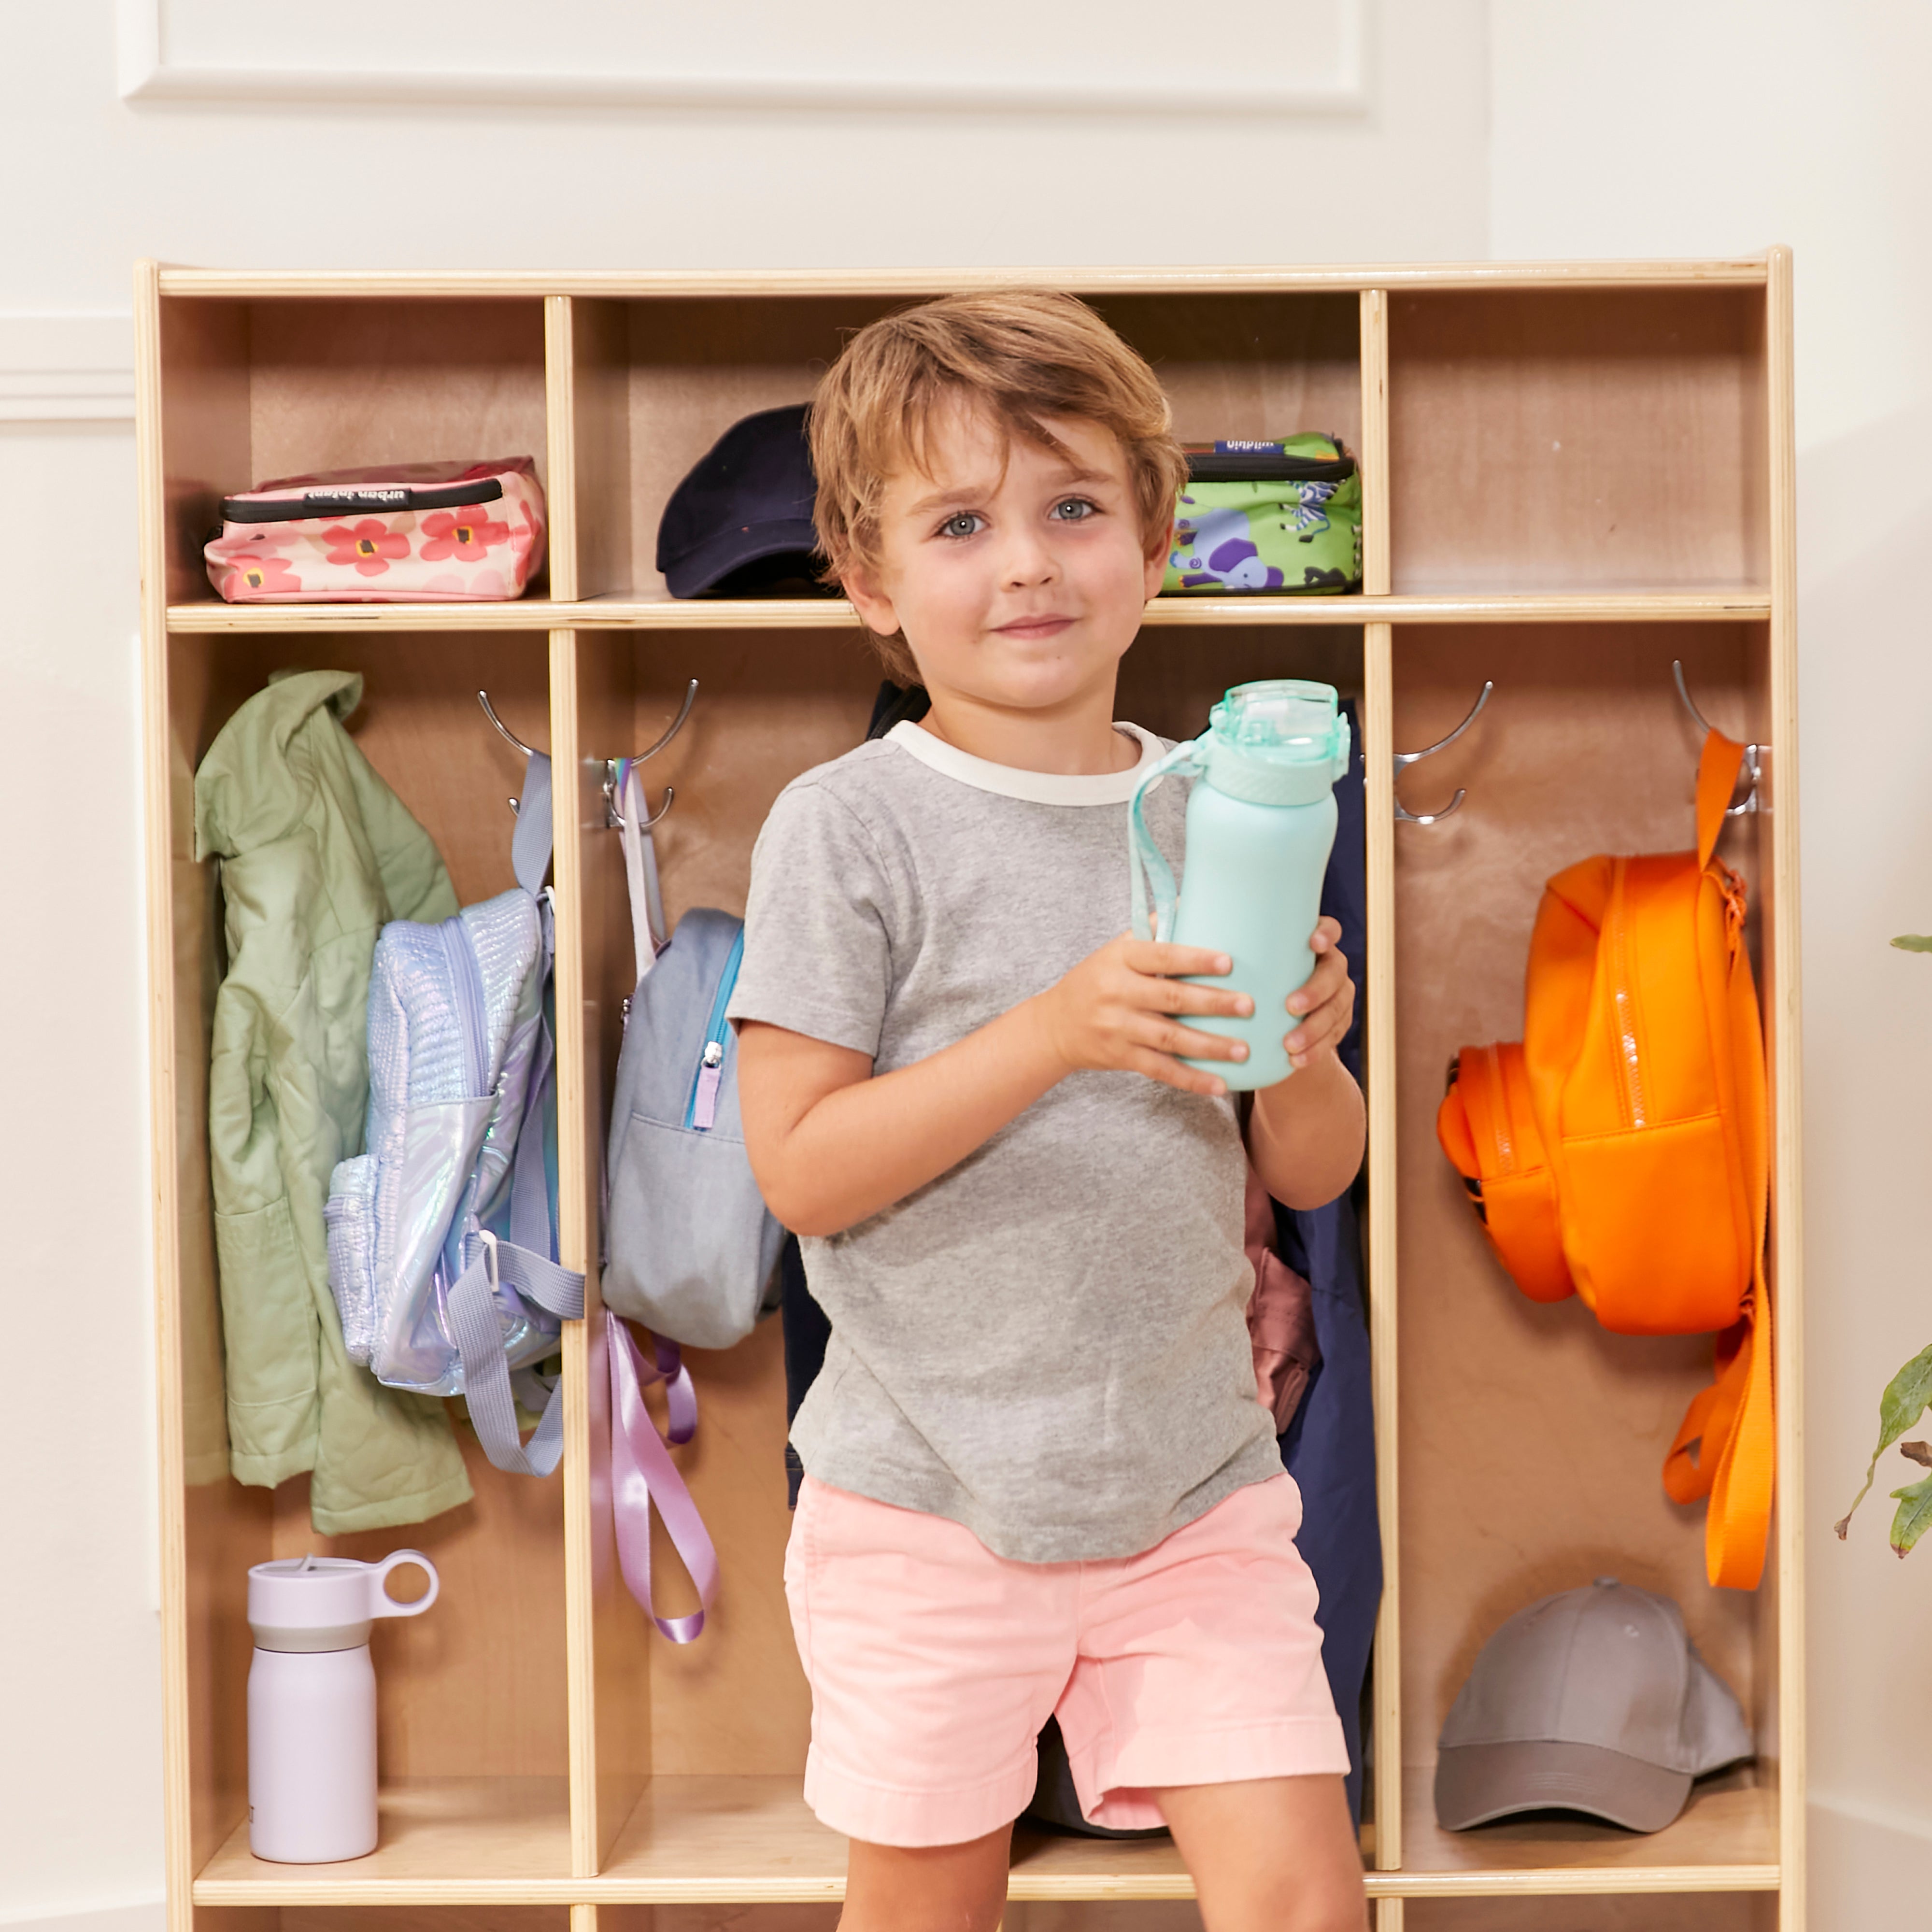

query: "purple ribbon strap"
left=607, top=1309, right=716, bottom=1643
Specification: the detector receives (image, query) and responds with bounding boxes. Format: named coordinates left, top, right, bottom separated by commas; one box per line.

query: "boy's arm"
left=1245, top=917, right=1366, bottom=1210
left=739, top=936, right=1247, bottom=1237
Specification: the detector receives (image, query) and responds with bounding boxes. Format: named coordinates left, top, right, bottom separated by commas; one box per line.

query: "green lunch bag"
left=1163, top=434, right=1362, bottom=596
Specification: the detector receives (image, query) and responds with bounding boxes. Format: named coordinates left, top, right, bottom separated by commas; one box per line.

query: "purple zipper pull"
left=693, top=1041, right=724, bottom=1130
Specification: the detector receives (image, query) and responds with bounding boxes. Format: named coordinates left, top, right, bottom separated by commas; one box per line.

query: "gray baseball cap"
left=1435, top=1577, right=1753, bottom=1834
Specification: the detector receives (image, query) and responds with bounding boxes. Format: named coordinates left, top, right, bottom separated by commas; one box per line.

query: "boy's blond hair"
left=810, top=291, right=1186, bottom=684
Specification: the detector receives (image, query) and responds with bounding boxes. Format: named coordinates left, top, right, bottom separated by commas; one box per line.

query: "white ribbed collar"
left=885, top=719, right=1164, bottom=805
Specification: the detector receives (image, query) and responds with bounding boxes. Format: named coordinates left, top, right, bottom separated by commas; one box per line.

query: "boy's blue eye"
left=1050, top=497, right=1098, bottom=522
left=938, top=511, right=983, bottom=540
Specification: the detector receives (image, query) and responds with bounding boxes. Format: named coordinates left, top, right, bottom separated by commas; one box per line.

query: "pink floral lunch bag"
left=205, top=457, right=547, bottom=603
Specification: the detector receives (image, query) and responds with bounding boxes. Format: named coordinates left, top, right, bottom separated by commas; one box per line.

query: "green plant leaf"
left=1892, top=935, right=1932, bottom=952
left=1891, top=1476, right=1932, bottom=1555
left=1837, top=1344, right=1932, bottom=1538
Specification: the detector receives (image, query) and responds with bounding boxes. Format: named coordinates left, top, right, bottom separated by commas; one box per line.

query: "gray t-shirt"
left=727, top=719, right=1280, bottom=1563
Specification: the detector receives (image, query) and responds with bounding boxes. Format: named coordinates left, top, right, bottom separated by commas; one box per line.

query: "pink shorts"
left=783, top=1472, right=1348, bottom=1846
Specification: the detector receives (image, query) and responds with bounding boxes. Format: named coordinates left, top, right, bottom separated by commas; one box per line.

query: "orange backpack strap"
left=1696, top=728, right=1746, bottom=869
left=1663, top=1256, right=1774, bottom=1589
left=1663, top=727, right=1775, bottom=1590
left=1436, top=1043, right=1575, bottom=1304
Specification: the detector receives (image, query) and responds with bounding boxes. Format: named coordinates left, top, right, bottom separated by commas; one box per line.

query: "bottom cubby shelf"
left=1395, top=1763, right=1779, bottom=1899
left=193, top=1772, right=1778, bottom=1907
left=193, top=1778, right=574, bottom=1905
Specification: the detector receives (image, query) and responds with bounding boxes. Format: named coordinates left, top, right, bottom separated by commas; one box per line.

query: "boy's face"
left=844, top=398, right=1163, bottom=715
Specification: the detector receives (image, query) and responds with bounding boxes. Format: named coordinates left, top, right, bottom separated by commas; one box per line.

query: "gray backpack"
left=603, top=896, right=783, bottom=1350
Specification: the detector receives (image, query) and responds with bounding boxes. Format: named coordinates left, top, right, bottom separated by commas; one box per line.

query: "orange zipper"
left=1609, top=860, right=1648, bottom=1130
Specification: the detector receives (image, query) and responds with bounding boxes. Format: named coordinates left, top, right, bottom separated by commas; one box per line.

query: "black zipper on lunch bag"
left=1182, top=439, right=1357, bottom=484
left=220, top=478, right=507, bottom=523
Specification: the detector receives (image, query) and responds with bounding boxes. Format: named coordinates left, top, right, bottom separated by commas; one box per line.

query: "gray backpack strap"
left=511, top=749, right=554, bottom=898
left=448, top=1236, right=574, bottom=1477
left=455, top=749, right=585, bottom=1477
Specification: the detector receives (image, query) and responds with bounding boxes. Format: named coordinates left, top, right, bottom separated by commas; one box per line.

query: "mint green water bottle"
left=1129, top=680, right=1349, bottom=1091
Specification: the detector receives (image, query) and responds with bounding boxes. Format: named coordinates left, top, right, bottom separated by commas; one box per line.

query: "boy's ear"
left=1142, top=527, right=1171, bottom=601
left=843, top=562, right=901, bottom=639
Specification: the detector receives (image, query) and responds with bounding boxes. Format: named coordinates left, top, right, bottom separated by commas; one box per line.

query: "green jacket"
left=195, top=670, right=473, bottom=1533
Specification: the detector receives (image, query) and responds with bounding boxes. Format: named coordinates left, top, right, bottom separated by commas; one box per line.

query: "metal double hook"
left=477, top=689, right=539, bottom=816
left=1672, top=661, right=1763, bottom=816
left=477, top=679, right=697, bottom=825
left=1392, top=681, right=1492, bottom=825
left=604, top=679, right=697, bottom=830
left=1384, top=664, right=1764, bottom=826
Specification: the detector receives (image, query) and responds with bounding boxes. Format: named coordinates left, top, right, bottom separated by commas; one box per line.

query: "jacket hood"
left=194, top=668, right=365, bottom=862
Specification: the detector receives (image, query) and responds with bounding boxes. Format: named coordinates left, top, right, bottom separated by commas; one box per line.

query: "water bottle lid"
left=1202, top=680, right=1347, bottom=804
left=248, top=1550, right=440, bottom=1654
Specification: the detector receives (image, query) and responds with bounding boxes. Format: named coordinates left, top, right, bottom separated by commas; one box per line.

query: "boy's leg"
left=1154, top=1775, right=1368, bottom=1932
left=840, top=1823, right=1013, bottom=1932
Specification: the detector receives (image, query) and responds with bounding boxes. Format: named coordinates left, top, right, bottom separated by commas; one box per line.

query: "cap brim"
left=660, top=518, right=823, bottom=598
left=1434, top=1741, right=1692, bottom=1834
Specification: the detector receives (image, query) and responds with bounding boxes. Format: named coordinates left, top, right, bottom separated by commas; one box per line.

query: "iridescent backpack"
left=325, top=752, right=584, bottom=1476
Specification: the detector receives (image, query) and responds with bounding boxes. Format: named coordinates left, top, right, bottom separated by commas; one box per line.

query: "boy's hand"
left=1280, top=916, right=1353, bottom=1075
left=1033, top=936, right=1252, bottom=1096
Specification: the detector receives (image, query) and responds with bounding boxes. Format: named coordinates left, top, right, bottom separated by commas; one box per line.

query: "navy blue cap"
left=656, top=402, right=829, bottom=598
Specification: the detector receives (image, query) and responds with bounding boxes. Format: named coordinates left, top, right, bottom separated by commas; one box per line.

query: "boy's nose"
left=998, top=526, right=1058, bottom=588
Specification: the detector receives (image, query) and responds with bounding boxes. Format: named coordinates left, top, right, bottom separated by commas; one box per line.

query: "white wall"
left=5, top=2, right=1929, bottom=1925
left=1490, top=0, right=1932, bottom=1906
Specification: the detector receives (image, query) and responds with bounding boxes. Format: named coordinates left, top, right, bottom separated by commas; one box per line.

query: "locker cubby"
left=155, top=295, right=551, bottom=611
left=1390, top=622, right=1783, bottom=1896
left=138, top=256, right=1802, bottom=1929
left=562, top=622, right=1369, bottom=1888
left=1387, top=286, right=1770, bottom=595
left=157, top=628, right=568, bottom=1897
left=560, top=288, right=1361, bottom=609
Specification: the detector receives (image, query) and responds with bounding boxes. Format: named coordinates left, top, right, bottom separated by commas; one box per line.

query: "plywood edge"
left=546, top=298, right=581, bottom=604
left=1358, top=291, right=1391, bottom=598
left=1363, top=622, right=1401, bottom=1870
left=154, top=259, right=1774, bottom=299
left=137, top=253, right=197, bottom=1932
left=165, top=591, right=1776, bottom=636
left=191, top=1868, right=1782, bottom=1907
left=550, top=629, right=602, bottom=1878
left=168, top=600, right=569, bottom=633
left=1378, top=1867, right=1781, bottom=1899
left=193, top=1878, right=589, bottom=1907
left=1764, top=241, right=1805, bottom=1932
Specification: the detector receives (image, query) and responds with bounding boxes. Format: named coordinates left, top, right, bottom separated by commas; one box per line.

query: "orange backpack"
left=1436, top=732, right=1773, bottom=1591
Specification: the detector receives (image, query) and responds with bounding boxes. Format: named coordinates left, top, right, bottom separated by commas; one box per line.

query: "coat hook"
left=1671, top=661, right=1763, bottom=815
left=478, top=689, right=541, bottom=760
left=606, top=768, right=675, bottom=831
left=1392, top=681, right=1493, bottom=824
left=604, top=680, right=699, bottom=829
left=633, top=679, right=698, bottom=766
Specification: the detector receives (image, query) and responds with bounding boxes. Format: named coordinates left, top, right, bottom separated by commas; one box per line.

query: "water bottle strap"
left=1128, top=740, right=1203, bottom=942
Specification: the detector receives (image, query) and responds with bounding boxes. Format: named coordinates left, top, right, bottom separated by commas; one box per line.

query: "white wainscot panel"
left=119, top=0, right=1369, bottom=115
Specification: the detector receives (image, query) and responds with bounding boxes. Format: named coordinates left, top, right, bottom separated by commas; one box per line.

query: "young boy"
left=728, top=291, right=1369, bottom=1932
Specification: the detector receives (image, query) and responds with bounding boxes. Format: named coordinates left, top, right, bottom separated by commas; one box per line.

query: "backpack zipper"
left=1482, top=1045, right=1517, bottom=1171
left=686, top=926, right=747, bottom=1132
left=1181, top=438, right=1356, bottom=484
left=220, top=477, right=506, bottom=523
left=442, top=916, right=489, bottom=1101
left=1609, top=862, right=1648, bottom=1130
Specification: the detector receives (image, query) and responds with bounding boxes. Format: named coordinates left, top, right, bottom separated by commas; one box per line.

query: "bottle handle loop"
left=368, top=1550, right=440, bottom=1620
left=1128, top=739, right=1207, bottom=943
